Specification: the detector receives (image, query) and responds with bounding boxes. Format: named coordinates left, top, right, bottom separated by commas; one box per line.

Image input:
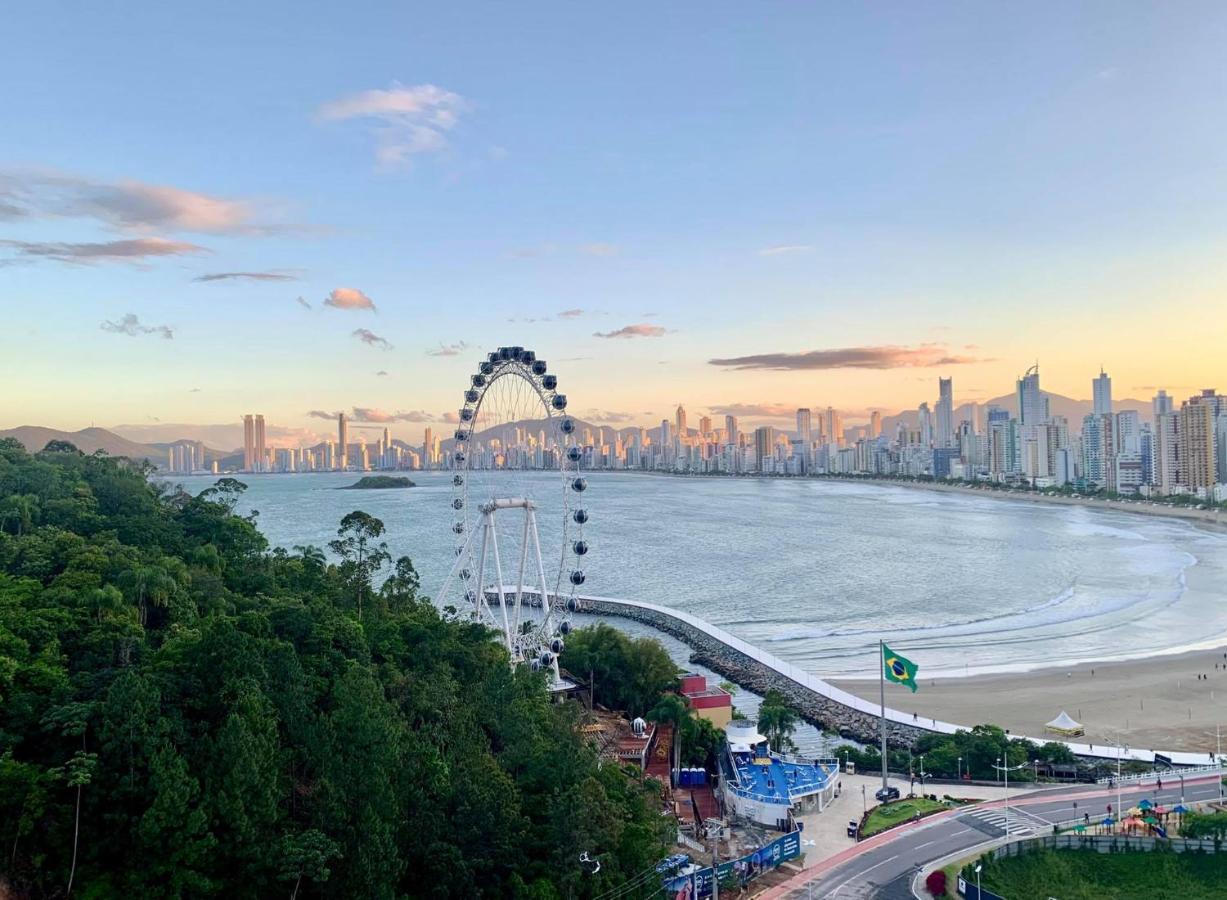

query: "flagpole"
left=880, top=639, right=888, bottom=792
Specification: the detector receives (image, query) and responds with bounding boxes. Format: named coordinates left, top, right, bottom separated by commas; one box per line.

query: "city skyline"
left=4, top=4, right=1227, bottom=436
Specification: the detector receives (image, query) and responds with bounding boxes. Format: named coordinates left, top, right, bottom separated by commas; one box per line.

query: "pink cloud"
left=593, top=323, right=667, bottom=339
left=325, top=287, right=376, bottom=311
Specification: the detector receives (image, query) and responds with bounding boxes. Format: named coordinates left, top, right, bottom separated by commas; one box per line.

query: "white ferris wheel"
left=436, top=346, right=589, bottom=686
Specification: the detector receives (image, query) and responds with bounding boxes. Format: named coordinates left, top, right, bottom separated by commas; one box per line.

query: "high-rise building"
left=935, top=377, right=954, bottom=448
left=422, top=427, right=433, bottom=469
left=338, top=412, right=349, bottom=471
left=917, top=403, right=932, bottom=448
left=1153, top=412, right=1179, bottom=495
left=869, top=410, right=882, bottom=439
left=675, top=405, right=687, bottom=439
left=754, top=426, right=776, bottom=473
left=1115, top=410, right=1140, bottom=455
left=1017, top=365, right=1048, bottom=426
left=242, top=414, right=255, bottom=472
left=824, top=407, right=843, bottom=447
left=1093, top=369, right=1113, bottom=416
left=724, top=415, right=738, bottom=448
left=698, top=416, right=712, bottom=438
left=1152, top=390, right=1174, bottom=417
left=1179, top=390, right=1220, bottom=491
left=1081, top=413, right=1116, bottom=489
left=254, top=414, right=266, bottom=472
left=795, top=408, right=812, bottom=444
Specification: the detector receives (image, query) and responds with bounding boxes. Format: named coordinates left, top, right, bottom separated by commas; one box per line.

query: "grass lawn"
left=862, top=797, right=948, bottom=837
left=976, top=847, right=1227, bottom=899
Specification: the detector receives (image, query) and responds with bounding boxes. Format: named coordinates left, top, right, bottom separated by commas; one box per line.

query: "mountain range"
left=1, top=391, right=1157, bottom=468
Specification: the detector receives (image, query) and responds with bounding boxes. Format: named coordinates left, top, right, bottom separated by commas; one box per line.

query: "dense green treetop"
left=0, top=439, right=670, bottom=898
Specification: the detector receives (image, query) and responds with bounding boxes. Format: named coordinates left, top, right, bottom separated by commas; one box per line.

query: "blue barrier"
left=662, top=830, right=801, bottom=897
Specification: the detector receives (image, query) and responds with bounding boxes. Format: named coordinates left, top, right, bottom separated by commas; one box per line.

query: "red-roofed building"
left=680, top=673, right=733, bottom=728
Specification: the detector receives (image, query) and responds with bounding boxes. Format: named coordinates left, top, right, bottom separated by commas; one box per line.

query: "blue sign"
left=662, top=831, right=802, bottom=897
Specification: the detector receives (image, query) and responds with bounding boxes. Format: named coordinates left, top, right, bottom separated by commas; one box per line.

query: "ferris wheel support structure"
left=435, top=346, right=589, bottom=688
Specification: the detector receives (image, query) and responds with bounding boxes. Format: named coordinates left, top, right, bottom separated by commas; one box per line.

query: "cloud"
left=350, top=407, right=433, bottom=423
left=352, top=328, right=392, bottom=350
left=593, top=323, right=667, bottom=339
left=427, top=341, right=468, bottom=357
left=306, top=410, right=340, bottom=420
left=706, top=403, right=800, bottom=418
left=1, top=236, right=206, bottom=265
left=316, top=83, right=467, bottom=166
left=579, top=242, right=618, bottom=257
left=581, top=409, right=639, bottom=424
left=188, top=387, right=201, bottom=392
left=100, top=313, right=174, bottom=340
left=440, top=411, right=460, bottom=424
left=324, top=287, right=375, bottom=311
left=376, top=369, right=388, bottom=376
left=708, top=344, right=983, bottom=371
left=296, top=296, right=312, bottom=310
left=0, top=170, right=284, bottom=235
left=193, top=271, right=297, bottom=283
left=758, top=244, right=813, bottom=256
left=557, top=308, right=585, bottom=319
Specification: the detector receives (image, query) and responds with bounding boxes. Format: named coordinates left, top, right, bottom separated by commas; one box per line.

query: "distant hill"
left=0, top=426, right=167, bottom=463
left=878, top=392, right=1151, bottom=437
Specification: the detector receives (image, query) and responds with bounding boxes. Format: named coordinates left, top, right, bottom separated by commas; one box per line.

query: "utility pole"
left=879, top=639, right=888, bottom=794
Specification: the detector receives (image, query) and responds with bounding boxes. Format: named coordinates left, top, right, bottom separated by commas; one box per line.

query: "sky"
left=3, top=1, right=1226, bottom=447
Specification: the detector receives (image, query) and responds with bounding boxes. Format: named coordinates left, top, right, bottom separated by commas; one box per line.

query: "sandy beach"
left=823, top=476, right=1227, bottom=529
left=834, top=648, right=1227, bottom=754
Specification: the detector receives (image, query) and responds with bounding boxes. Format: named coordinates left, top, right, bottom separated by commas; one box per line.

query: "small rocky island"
left=340, top=475, right=415, bottom=490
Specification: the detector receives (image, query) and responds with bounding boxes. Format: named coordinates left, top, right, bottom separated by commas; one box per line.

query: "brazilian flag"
left=883, top=643, right=919, bottom=692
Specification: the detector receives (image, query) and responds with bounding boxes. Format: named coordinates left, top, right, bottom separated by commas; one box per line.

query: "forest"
left=0, top=439, right=672, bottom=898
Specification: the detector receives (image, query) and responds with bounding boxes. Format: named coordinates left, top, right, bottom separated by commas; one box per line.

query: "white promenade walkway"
left=564, top=590, right=1225, bottom=768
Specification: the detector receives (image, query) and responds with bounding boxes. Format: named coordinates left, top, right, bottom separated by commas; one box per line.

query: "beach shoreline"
left=610, top=469, right=1227, bottom=529
left=833, top=647, right=1227, bottom=753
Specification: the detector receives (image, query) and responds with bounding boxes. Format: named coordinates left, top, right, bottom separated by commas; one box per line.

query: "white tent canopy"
left=1045, top=710, right=1085, bottom=735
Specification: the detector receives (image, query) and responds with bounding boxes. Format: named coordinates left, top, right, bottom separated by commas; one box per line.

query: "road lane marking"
left=830, top=854, right=899, bottom=897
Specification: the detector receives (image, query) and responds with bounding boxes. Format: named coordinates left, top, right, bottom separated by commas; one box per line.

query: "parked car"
left=875, top=786, right=901, bottom=802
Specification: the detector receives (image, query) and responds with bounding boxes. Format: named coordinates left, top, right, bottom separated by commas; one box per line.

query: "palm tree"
left=1, top=493, right=39, bottom=536
left=648, top=694, right=691, bottom=785
left=757, top=690, right=799, bottom=753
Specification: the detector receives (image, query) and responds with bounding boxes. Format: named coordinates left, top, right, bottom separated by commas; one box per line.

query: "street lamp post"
left=957, top=756, right=962, bottom=781
left=991, top=757, right=1030, bottom=840
left=974, top=863, right=982, bottom=899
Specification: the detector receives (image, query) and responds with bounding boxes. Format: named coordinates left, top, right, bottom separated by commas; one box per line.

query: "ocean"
left=168, top=470, right=1227, bottom=682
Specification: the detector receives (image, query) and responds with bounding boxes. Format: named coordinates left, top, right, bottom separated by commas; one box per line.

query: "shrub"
left=925, top=869, right=947, bottom=897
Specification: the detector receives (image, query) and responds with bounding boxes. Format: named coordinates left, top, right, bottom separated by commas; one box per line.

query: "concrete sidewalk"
left=794, top=772, right=1014, bottom=868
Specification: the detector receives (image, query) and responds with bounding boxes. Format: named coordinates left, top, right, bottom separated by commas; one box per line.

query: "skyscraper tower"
left=1152, top=390, right=1173, bottom=417
left=1017, top=365, right=1047, bottom=425
left=338, top=412, right=349, bottom=471
left=918, top=403, right=932, bottom=448
left=795, top=408, right=812, bottom=444
left=1093, top=368, right=1113, bottom=416
left=935, top=377, right=954, bottom=448
left=724, top=415, right=738, bottom=447
left=422, top=426, right=433, bottom=469
left=254, top=415, right=266, bottom=472
left=675, top=405, right=687, bottom=438
left=869, top=410, right=882, bottom=439
left=242, top=414, right=255, bottom=472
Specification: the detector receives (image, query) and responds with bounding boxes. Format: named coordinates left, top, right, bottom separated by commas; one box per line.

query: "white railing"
left=1096, top=763, right=1225, bottom=785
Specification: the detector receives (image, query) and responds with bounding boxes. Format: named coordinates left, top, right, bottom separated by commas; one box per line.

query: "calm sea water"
left=169, top=471, right=1227, bottom=683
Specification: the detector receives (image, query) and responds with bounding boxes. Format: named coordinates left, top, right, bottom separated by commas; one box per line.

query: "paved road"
left=765, top=775, right=1225, bottom=899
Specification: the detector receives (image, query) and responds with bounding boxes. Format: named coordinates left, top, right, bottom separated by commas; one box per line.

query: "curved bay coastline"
left=169, top=470, right=1227, bottom=751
